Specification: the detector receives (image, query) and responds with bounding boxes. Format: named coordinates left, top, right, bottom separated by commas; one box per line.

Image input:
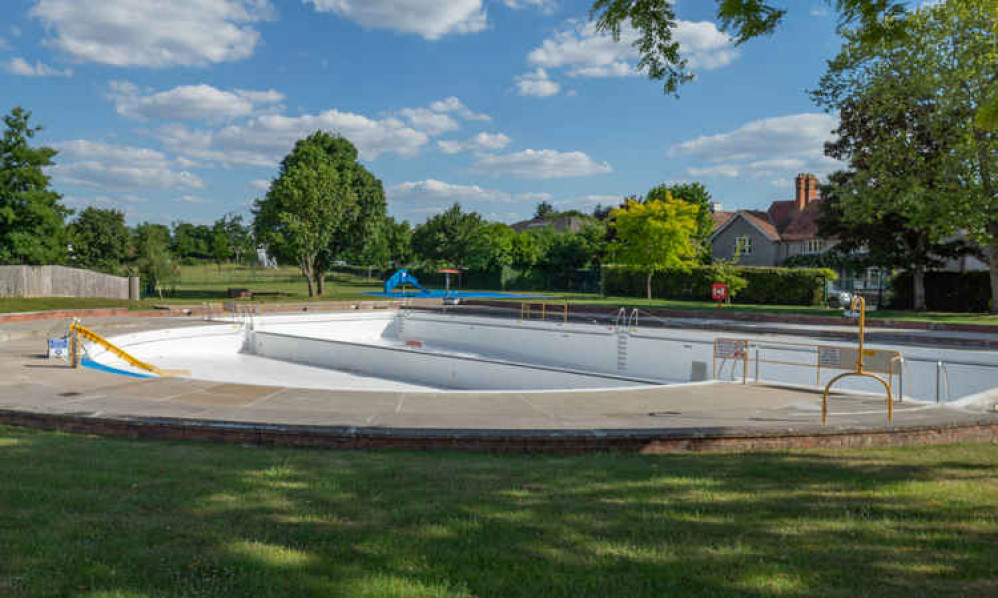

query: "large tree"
left=646, top=182, right=713, bottom=263
left=133, top=222, right=175, bottom=299
left=253, top=134, right=358, bottom=297
left=289, top=132, right=386, bottom=275
left=611, top=194, right=698, bottom=299
left=69, top=207, right=130, bottom=274
left=813, top=0, right=997, bottom=311
left=411, top=203, right=483, bottom=269
left=0, top=107, right=71, bottom=264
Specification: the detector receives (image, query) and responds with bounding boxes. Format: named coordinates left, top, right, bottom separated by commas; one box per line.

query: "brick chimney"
left=794, top=173, right=819, bottom=211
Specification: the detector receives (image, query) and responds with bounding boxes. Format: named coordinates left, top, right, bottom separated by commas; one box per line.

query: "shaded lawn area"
left=1, top=427, right=995, bottom=597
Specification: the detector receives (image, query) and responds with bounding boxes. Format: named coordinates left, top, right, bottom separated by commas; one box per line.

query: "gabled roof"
left=710, top=199, right=823, bottom=244
left=709, top=210, right=780, bottom=242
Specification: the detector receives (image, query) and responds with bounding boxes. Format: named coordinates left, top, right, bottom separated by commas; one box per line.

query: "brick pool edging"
left=1, top=408, right=994, bottom=453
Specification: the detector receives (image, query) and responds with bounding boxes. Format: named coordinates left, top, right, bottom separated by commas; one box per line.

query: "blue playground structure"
left=370, top=268, right=548, bottom=300
left=383, top=268, right=429, bottom=295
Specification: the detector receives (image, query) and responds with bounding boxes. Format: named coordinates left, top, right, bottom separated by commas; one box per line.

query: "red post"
left=711, top=283, right=728, bottom=311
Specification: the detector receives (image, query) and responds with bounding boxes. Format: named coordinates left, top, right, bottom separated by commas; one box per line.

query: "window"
left=736, top=235, right=752, bottom=255
left=805, top=239, right=824, bottom=254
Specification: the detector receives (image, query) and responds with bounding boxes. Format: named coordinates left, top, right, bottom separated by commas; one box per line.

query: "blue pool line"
left=81, top=357, right=155, bottom=379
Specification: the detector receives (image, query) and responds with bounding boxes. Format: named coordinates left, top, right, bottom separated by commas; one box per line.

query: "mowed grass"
left=2, top=263, right=996, bottom=326
left=0, top=264, right=388, bottom=313
left=1, top=427, right=995, bottom=597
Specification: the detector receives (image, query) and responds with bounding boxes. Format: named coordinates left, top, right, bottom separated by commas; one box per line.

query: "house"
left=709, top=173, right=835, bottom=267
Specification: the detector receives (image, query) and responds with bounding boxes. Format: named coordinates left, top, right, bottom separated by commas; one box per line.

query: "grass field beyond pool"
left=1, top=427, right=995, bottom=597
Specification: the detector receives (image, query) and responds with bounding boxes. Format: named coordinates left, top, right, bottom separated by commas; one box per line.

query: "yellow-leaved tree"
left=611, top=195, right=698, bottom=300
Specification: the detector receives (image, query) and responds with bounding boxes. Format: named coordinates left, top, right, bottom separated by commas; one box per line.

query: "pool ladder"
left=614, top=308, right=639, bottom=371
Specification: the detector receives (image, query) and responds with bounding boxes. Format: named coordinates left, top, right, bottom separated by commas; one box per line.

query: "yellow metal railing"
left=519, top=301, right=569, bottom=323
left=822, top=296, right=895, bottom=424
left=69, top=322, right=189, bottom=377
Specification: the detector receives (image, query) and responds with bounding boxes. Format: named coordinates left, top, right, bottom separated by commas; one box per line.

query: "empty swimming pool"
left=87, top=310, right=998, bottom=402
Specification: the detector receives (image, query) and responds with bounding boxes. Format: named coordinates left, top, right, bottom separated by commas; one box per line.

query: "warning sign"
left=714, top=339, right=747, bottom=359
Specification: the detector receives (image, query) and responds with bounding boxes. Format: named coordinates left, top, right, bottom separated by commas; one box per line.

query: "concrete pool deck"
left=1, top=314, right=996, bottom=452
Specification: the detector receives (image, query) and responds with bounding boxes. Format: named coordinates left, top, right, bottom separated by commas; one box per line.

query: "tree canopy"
left=69, top=207, right=130, bottom=274
left=253, top=132, right=359, bottom=297
left=0, top=107, right=71, bottom=264
left=611, top=195, right=698, bottom=299
left=813, top=0, right=997, bottom=310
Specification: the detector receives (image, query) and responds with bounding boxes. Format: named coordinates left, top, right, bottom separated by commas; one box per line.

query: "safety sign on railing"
left=818, top=346, right=898, bottom=374
left=714, top=339, right=747, bottom=359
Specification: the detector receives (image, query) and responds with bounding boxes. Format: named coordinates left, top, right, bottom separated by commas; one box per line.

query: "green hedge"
left=603, top=265, right=836, bottom=306
left=890, top=271, right=992, bottom=312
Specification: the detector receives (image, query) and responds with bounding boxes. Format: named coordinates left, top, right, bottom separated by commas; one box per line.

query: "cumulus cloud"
left=429, top=97, right=491, bottom=122
left=304, top=0, right=486, bottom=40
left=50, top=140, right=204, bottom=191
left=158, top=108, right=430, bottom=166
left=670, top=113, right=842, bottom=179
left=524, top=20, right=737, bottom=85
left=176, top=194, right=211, bottom=204
left=250, top=179, right=271, bottom=191
left=437, top=132, right=511, bottom=154
left=5, top=57, right=72, bottom=77
left=29, top=0, right=273, bottom=67
left=474, top=148, right=612, bottom=179
left=109, top=81, right=285, bottom=121
left=398, top=107, right=460, bottom=135
left=515, top=68, right=561, bottom=97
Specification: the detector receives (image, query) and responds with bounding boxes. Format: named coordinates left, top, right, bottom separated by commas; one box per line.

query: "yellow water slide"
left=69, top=322, right=189, bottom=377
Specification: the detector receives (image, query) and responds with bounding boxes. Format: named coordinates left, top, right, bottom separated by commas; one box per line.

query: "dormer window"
left=736, top=235, right=752, bottom=255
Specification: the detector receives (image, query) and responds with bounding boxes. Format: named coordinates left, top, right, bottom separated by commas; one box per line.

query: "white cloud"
left=670, top=113, right=843, bottom=180
left=474, top=149, right=612, bottom=179
left=437, top=132, right=511, bottom=154
left=5, top=57, right=72, bottom=77
left=159, top=108, right=430, bottom=166
left=503, top=0, right=557, bottom=14
left=109, top=81, right=285, bottom=121
left=250, top=179, right=271, bottom=191
left=515, top=68, right=560, bottom=97
left=810, top=5, right=830, bottom=17
left=429, top=97, right=490, bottom=122
left=0, top=37, right=8, bottom=50
left=526, top=20, right=737, bottom=81
left=388, top=179, right=552, bottom=204
left=51, top=140, right=204, bottom=190
left=399, top=107, right=460, bottom=135
left=29, top=0, right=273, bottom=67
left=177, top=194, right=211, bottom=204
left=687, top=164, right=740, bottom=178
left=304, top=0, right=486, bottom=40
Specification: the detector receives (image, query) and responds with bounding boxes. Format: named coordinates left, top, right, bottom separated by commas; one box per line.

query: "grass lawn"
left=0, top=427, right=995, bottom=597
left=0, top=264, right=389, bottom=313
left=2, top=263, right=996, bottom=326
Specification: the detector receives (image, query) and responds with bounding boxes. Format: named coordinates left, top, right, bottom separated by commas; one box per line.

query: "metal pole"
left=755, top=346, right=760, bottom=382
left=936, top=361, right=942, bottom=403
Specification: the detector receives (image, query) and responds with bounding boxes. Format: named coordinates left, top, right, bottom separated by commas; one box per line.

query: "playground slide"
left=383, top=268, right=429, bottom=295
left=69, top=323, right=189, bottom=377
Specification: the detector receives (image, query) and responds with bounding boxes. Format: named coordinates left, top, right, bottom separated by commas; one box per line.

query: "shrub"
left=890, top=271, right=991, bottom=312
left=603, top=265, right=836, bottom=306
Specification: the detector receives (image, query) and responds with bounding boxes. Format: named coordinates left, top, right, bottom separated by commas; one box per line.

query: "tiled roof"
left=779, top=201, right=822, bottom=241
left=709, top=211, right=734, bottom=230
left=741, top=210, right=781, bottom=241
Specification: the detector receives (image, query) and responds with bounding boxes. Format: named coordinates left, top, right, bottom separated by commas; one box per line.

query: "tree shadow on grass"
left=0, top=429, right=995, bottom=597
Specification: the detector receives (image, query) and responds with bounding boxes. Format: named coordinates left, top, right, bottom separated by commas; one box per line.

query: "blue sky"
left=2, top=0, right=852, bottom=225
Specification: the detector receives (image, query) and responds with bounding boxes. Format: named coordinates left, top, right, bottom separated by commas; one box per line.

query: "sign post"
left=711, top=283, right=728, bottom=311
